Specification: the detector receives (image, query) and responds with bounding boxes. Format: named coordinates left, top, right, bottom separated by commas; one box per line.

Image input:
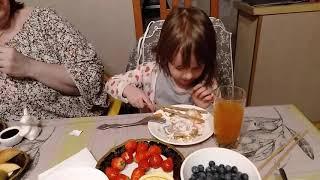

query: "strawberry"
left=148, top=145, right=162, bottom=155
left=104, top=167, right=119, bottom=180
left=149, top=154, right=163, bottom=169
left=115, top=174, right=130, bottom=180
left=136, top=142, right=149, bottom=153
left=111, top=157, right=126, bottom=171
left=138, top=159, right=150, bottom=171
left=125, top=139, right=137, bottom=153
left=161, top=157, right=173, bottom=172
left=121, top=151, right=133, bottom=164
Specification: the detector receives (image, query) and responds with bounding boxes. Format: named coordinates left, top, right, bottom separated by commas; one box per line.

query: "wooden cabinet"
left=234, top=2, right=320, bottom=121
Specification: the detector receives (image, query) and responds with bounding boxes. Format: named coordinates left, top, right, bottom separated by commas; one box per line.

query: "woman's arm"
left=27, top=58, right=80, bottom=95
left=0, top=46, right=79, bottom=95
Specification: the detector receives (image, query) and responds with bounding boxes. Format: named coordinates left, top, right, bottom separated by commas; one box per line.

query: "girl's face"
left=168, top=51, right=204, bottom=89
left=0, top=0, right=10, bottom=29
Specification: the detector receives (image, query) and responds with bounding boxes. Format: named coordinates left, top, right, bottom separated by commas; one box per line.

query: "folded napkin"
left=38, top=148, right=97, bottom=180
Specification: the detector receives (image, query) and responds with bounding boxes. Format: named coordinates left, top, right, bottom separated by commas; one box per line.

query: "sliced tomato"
left=121, top=151, right=133, bottom=164
left=161, top=157, right=173, bottom=172
left=125, top=139, right=137, bottom=153
left=148, top=145, right=162, bottom=156
left=104, top=167, right=119, bottom=180
left=149, top=154, right=163, bottom=169
left=131, top=167, right=145, bottom=180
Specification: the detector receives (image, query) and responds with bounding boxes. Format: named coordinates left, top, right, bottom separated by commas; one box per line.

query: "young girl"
left=106, top=7, right=217, bottom=111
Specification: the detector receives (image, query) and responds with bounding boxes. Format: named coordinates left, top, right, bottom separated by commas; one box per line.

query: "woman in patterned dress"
left=0, top=0, right=109, bottom=121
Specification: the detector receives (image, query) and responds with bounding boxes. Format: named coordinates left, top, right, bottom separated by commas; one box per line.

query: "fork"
left=96, top=114, right=165, bottom=130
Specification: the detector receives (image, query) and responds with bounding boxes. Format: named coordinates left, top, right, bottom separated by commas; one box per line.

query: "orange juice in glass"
left=213, top=86, right=246, bottom=146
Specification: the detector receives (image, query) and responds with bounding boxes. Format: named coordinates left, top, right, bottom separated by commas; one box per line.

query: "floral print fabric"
left=0, top=8, right=109, bottom=121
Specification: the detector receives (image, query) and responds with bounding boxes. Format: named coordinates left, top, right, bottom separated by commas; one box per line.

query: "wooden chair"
left=104, top=74, right=122, bottom=116
left=132, top=0, right=219, bottom=40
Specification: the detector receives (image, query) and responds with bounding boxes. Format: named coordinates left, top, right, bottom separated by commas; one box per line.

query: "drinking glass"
left=213, top=85, right=246, bottom=147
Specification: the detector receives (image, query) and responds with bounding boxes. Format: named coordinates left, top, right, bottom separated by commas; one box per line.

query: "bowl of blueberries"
left=180, top=147, right=261, bottom=180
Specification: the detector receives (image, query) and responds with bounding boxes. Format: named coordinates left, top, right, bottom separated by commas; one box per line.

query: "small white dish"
left=180, top=147, right=261, bottom=180
left=44, top=167, right=108, bottom=180
left=148, top=104, right=214, bottom=145
left=0, top=126, right=23, bottom=147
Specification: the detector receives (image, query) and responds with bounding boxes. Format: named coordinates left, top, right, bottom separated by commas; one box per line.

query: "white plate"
left=148, top=104, right=214, bottom=145
left=44, top=167, right=108, bottom=180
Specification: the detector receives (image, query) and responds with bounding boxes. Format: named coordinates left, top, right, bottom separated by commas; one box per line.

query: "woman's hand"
left=123, top=85, right=155, bottom=111
left=0, top=46, right=31, bottom=78
left=192, top=83, right=214, bottom=109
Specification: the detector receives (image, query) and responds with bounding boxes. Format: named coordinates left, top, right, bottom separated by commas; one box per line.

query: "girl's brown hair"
left=10, top=0, right=24, bottom=17
left=154, top=7, right=217, bottom=87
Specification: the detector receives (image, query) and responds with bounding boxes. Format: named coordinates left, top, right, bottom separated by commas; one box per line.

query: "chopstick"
left=261, top=130, right=308, bottom=180
left=160, top=108, right=205, bottom=124
left=257, top=130, right=302, bottom=170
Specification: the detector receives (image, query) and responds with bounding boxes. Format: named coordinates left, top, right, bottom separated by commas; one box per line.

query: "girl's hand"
left=192, top=83, right=214, bottom=109
left=123, top=85, right=155, bottom=111
left=0, top=46, right=31, bottom=78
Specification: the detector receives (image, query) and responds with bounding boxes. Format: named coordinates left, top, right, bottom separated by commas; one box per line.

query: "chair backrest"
left=160, top=0, right=219, bottom=19
left=132, top=0, right=219, bottom=40
left=126, top=18, right=234, bottom=86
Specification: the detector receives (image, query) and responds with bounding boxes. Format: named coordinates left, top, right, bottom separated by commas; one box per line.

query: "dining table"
left=7, top=104, right=320, bottom=180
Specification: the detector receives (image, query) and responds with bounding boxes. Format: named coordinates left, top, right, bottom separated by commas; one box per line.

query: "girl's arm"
left=105, top=62, right=155, bottom=103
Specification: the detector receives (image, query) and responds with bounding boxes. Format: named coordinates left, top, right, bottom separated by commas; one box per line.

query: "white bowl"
left=0, top=126, right=23, bottom=147
left=180, top=147, right=261, bottom=180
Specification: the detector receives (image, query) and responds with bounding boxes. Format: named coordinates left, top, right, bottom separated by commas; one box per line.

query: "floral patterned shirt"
left=106, top=62, right=158, bottom=103
left=0, top=8, right=109, bottom=121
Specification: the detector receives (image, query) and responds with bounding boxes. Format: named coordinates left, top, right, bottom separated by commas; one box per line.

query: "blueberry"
left=211, top=166, right=217, bottom=173
left=225, top=173, right=232, bottom=180
left=198, top=165, right=205, bottom=172
left=205, top=166, right=212, bottom=173
left=231, top=173, right=237, bottom=178
left=209, top=161, right=215, bottom=167
left=191, top=173, right=198, bottom=179
left=189, top=173, right=197, bottom=180
left=218, top=166, right=225, bottom=174
left=212, top=173, right=219, bottom=180
left=231, top=166, right=238, bottom=173
left=225, top=165, right=232, bottom=172
left=219, top=173, right=225, bottom=180
left=240, top=173, right=249, bottom=180
left=198, top=172, right=206, bottom=178
left=206, top=173, right=214, bottom=180
left=192, top=166, right=199, bottom=173
left=231, top=176, right=240, bottom=180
